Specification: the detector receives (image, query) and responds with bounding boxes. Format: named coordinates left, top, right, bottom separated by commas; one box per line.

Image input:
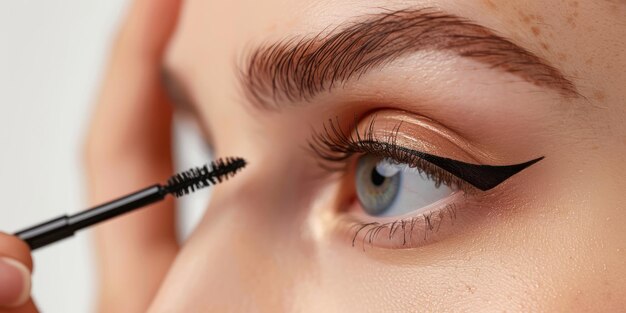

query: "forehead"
left=165, top=0, right=525, bottom=101
left=165, top=0, right=624, bottom=64
left=164, top=0, right=624, bottom=113
left=165, top=0, right=579, bottom=83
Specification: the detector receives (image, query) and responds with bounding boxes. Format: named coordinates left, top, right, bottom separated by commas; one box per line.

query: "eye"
left=355, top=155, right=457, bottom=217
left=309, top=113, right=544, bottom=250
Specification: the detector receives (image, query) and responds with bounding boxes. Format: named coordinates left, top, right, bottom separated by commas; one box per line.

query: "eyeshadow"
left=309, top=115, right=543, bottom=191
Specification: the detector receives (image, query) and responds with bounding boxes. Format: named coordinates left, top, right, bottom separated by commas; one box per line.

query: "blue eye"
left=355, top=155, right=456, bottom=217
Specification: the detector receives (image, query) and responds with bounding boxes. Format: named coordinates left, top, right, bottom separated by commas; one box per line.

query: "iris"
left=355, top=155, right=455, bottom=217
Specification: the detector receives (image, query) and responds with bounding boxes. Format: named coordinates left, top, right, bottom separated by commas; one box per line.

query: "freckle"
left=466, top=284, right=477, bottom=294
left=570, top=1, right=579, bottom=7
left=531, top=26, right=541, bottom=36
left=541, top=42, right=550, bottom=51
left=518, top=11, right=531, bottom=24
left=593, top=90, right=606, bottom=101
left=591, top=145, right=599, bottom=150
left=566, top=16, right=577, bottom=27
left=585, top=58, right=593, bottom=65
left=483, top=0, right=497, bottom=9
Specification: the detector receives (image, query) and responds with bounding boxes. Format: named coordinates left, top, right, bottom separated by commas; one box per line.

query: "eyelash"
left=342, top=202, right=460, bottom=250
left=307, top=116, right=474, bottom=193
left=306, top=115, right=544, bottom=249
left=307, top=116, right=477, bottom=249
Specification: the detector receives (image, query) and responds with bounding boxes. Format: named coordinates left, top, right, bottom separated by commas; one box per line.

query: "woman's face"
left=152, top=0, right=626, bottom=311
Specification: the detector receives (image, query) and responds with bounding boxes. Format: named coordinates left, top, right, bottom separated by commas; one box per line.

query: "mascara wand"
left=14, top=157, right=247, bottom=250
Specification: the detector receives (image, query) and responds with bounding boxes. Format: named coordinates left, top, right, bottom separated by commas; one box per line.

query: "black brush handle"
left=15, top=185, right=166, bottom=250
left=68, top=185, right=165, bottom=230
left=14, top=216, right=73, bottom=250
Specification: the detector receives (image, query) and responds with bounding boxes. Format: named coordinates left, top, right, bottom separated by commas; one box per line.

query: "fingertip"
left=0, top=233, right=33, bottom=272
left=0, top=256, right=32, bottom=308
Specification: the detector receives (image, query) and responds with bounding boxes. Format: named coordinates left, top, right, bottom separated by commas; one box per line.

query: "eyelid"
left=308, top=114, right=543, bottom=191
left=340, top=198, right=464, bottom=250
left=379, top=144, right=544, bottom=191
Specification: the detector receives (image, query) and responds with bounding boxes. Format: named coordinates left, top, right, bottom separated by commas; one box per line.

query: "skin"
left=1, top=0, right=625, bottom=312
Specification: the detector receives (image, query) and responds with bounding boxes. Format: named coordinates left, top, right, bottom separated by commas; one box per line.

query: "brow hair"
left=240, top=7, right=580, bottom=109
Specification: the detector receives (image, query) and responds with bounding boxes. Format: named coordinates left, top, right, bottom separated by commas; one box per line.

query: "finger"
left=0, top=234, right=32, bottom=270
left=84, top=0, right=182, bottom=311
left=0, top=233, right=38, bottom=312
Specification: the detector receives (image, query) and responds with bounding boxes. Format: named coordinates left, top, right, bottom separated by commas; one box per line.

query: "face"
left=152, top=0, right=626, bottom=311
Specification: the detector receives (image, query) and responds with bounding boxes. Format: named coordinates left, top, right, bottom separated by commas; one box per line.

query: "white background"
left=0, top=2, right=210, bottom=311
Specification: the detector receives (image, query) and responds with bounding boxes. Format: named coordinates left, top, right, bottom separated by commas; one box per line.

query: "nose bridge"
left=212, top=147, right=315, bottom=214
left=205, top=159, right=311, bottom=250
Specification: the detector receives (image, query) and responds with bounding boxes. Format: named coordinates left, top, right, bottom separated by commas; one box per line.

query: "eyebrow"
left=239, top=7, right=580, bottom=109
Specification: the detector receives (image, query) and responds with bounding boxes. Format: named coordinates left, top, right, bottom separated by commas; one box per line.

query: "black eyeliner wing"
left=418, top=153, right=544, bottom=191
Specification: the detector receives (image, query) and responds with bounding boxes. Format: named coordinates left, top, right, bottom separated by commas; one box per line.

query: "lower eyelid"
left=334, top=192, right=470, bottom=250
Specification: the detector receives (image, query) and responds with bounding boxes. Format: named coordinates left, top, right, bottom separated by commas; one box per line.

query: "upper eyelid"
left=383, top=145, right=544, bottom=191
left=308, top=117, right=543, bottom=191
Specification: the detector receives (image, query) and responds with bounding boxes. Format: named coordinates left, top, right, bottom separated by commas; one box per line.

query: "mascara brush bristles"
left=166, top=157, right=247, bottom=197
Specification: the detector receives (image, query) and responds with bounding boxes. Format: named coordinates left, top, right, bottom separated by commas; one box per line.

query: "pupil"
left=371, top=167, right=386, bottom=186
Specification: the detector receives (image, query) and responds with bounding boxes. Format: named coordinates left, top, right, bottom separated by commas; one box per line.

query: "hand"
left=84, top=0, right=182, bottom=312
left=0, top=233, right=37, bottom=312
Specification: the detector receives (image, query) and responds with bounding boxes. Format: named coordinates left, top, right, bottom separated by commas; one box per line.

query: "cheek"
left=302, top=231, right=548, bottom=312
